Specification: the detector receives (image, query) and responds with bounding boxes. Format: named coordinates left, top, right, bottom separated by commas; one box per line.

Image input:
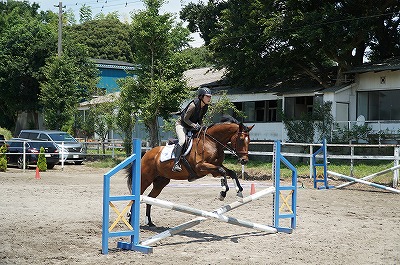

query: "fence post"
left=350, top=144, right=354, bottom=177
left=394, top=147, right=399, bottom=187
left=309, top=144, right=313, bottom=179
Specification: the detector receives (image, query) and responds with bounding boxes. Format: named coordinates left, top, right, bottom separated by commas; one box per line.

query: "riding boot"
left=172, top=144, right=183, bottom=172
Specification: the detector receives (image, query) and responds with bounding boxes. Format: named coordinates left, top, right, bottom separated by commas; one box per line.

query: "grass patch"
left=223, top=157, right=395, bottom=184
left=85, top=155, right=396, bottom=185
left=86, top=157, right=124, bottom=168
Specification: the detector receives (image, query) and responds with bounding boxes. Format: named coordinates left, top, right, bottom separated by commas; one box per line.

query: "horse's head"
left=230, top=123, right=255, bottom=165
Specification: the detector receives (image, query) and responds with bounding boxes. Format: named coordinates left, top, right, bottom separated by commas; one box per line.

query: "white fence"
left=244, top=141, right=399, bottom=186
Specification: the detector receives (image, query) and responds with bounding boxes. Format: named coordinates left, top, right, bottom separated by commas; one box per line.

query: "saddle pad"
left=160, top=144, right=175, bottom=162
left=159, top=140, right=192, bottom=163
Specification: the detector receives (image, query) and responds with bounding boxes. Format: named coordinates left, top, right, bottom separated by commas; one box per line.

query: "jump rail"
left=102, top=140, right=297, bottom=254
left=312, top=139, right=400, bottom=194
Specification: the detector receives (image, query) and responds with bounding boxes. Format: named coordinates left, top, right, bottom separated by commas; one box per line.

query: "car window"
left=38, top=133, right=50, bottom=141
left=19, top=132, right=39, bottom=139
left=48, top=133, right=76, bottom=142
left=19, top=132, right=29, bottom=138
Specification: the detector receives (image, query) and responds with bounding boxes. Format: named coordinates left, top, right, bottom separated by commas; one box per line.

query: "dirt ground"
left=0, top=163, right=399, bottom=265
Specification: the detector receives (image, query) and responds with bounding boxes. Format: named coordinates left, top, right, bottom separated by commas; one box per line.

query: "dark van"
left=18, top=130, right=84, bottom=164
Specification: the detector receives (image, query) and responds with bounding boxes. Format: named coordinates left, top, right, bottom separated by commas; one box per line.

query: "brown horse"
left=128, top=116, right=254, bottom=226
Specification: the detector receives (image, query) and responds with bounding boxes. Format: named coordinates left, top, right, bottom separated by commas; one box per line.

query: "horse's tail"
left=126, top=163, right=133, bottom=193
left=126, top=149, right=147, bottom=193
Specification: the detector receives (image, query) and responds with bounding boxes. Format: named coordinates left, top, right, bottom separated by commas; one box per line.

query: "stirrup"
left=172, top=162, right=182, bottom=172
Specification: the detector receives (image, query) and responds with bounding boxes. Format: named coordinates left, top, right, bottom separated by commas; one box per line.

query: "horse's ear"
left=247, top=124, right=255, bottom=132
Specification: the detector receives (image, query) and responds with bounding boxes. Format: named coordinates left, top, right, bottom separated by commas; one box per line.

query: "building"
left=184, top=57, right=400, bottom=143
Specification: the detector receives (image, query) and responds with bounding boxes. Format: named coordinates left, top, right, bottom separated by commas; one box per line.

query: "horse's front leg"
left=195, top=162, right=229, bottom=201
left=224, top=167, right=244, bottom=199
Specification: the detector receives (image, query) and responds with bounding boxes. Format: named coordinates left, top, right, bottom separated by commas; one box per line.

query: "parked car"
left=18, top=130, right=84, bottom=164
left=6, top=138, right=59, bottom=169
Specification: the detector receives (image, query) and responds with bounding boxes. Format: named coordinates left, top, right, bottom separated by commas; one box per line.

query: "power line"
left=64, top=0, right=143, bottom=12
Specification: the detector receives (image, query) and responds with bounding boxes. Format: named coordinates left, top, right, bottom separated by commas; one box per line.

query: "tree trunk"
left=146, top=117, right=160, bottom=148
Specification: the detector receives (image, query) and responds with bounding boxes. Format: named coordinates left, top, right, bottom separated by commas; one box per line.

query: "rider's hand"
left=193, top=123, right=201, bottom=130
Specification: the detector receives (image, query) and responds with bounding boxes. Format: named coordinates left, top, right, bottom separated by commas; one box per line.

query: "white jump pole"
left=141, top=191, right=278, bottom=234
left=336, top=165, right=400, bottom=189
left=327, top=170, right=400, bottom=194
left=141, top=187, right=276, bottom=246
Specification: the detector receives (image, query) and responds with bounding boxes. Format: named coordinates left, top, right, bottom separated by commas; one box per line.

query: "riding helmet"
left=198, top=87, right=212, bottom=97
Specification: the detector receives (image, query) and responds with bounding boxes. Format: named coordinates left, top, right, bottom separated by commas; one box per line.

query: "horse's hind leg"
left=145, top=176, right=170, bottom=227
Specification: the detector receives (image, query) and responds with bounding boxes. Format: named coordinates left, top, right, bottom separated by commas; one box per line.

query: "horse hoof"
left=236, top=191, right=243, bottom=199
left=219, top=191, right=226, bottom=201
left=147, top=222, right=156, bottom=227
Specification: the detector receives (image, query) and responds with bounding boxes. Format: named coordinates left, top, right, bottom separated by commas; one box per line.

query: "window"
left=284, top=96, right=314, bottom=119
left=233, top=100, right=279, bottom=122
left=357, top=90, right=400, bottom=120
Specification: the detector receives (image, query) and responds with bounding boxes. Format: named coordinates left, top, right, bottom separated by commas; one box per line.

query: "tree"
left=91, top=100, right=117, bottom=154
left=39, top=43, right=99, bottom=130
left=37, top=146, right=47, bottom=171
left=79, top=4, right=92, bottom=24
left=181, top=0, right=400, bottom=88
left=180, top=0, right=228, bottom=46
left=180, top=46, right=214, bottom=68
left=118, top=0, right=191, bottom=147
left=0, top=0, right=58, bottom=130
left=116, top=80, right=137, bottom=155
left=66, top=14, right=133, bottom=62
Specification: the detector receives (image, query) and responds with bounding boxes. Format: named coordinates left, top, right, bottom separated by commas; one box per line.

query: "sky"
left=26, top=0, right=204, bottom=47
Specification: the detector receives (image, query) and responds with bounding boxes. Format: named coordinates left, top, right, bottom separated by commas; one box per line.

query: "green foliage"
left=0, top=1, right=57, bottom=129
left=282, top=113, right=315, bottom=143
left=79, top=4, right=93, bottom=24
left=182, top=0, right=400, bottom=87
left=180, top=46, right=214, bottom=69
left=65, top=16, right=133, bottom=62
left=281, top=101, right=334, bottom=143
left=332, top=124, right=373, bottom=143
left=39, top=44, right=99, bottom=130
left=37, top=146, right=47, bottom=171
left=205, top=91, right=244, bottom=124
left=313, top=102, right=334, bottom=142
left=118, top=0, right=191, bottom=148
left=89, top=98, right=117, bottom=154
left=0, top=127, right=12, bottom=140
left=0, top=144, right=7, bottom=172
left=116, top=77, right=139, bottom=156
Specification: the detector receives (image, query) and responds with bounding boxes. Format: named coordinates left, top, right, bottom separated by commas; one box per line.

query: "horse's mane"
left=207, top=115, right=240, bottom=129
left=219, top=115, right=240, bottom=124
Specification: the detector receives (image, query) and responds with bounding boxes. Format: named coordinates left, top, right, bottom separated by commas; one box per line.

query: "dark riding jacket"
left=179, top=98, right=208, bottom=129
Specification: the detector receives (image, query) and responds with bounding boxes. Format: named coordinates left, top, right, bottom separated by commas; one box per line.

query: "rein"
left=198, top=126, right=241, bottom=158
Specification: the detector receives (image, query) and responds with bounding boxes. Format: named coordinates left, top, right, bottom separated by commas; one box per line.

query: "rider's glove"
left=193, top=123, right=201, bottom=130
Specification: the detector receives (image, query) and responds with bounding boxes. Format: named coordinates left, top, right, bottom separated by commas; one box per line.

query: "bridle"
left=198, top=124, right=250, bottom=158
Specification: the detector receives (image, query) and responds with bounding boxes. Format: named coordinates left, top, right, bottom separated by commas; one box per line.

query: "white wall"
left=358, top=70, right=400, bottom=91
left=249, top=122, right=283, bottom=141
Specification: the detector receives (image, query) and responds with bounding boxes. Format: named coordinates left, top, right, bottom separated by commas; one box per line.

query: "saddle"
left=161, top=131, right=199, bottom=180
left=167, top=131, right=194, bottom=155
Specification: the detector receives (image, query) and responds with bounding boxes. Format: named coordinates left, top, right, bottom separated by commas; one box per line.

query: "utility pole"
left=55, top=2, right=65, bottom=57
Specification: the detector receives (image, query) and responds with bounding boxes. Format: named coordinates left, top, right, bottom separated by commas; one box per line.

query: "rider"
left=172, top=87, right=212, bottom=173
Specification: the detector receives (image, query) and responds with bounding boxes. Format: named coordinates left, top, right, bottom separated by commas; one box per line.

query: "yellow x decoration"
left=279, top=191, right=293, bottom=214
left=109, top=201, right=133, bottom=231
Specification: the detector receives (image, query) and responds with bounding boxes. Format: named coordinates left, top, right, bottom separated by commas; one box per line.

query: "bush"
left=0, top=127, right=12, bottom=140
left=0, top=144, right=7, bottom=172
left=37, top=147, right=47, bottom=171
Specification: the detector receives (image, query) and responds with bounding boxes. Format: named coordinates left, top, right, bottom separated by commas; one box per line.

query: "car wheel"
left=17, top=156, right=24, bottom=169
left=74, top=161, right=83, bottom=165
left=47, top=164, right=55, bottom=169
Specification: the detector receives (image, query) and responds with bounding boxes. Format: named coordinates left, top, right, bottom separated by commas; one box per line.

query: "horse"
left=127, top=116, right=254, bottom=227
